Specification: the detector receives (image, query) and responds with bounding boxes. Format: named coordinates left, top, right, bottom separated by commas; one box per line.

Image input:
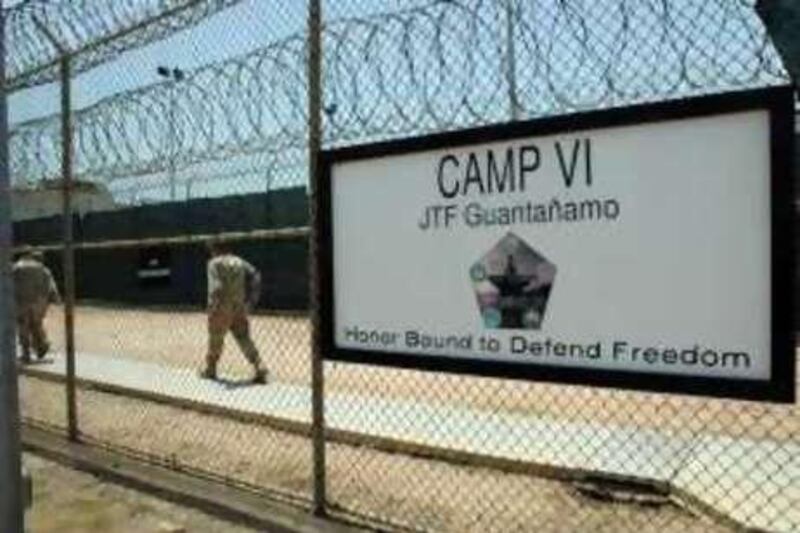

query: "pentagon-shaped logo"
left=470, top=232, right=556, bottom=330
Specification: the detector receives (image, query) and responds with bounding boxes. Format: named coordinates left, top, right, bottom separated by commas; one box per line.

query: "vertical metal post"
left=756, top=0, right=800, bottom=83
left=0, top=3, right=25, bottom=530
left=307, top=0, right=326, bottom=517
left=60, top=56, right=78, bottom=442
left=169, top=84, right=177, bottom=201
left=505, top=0, right=520, bottom=121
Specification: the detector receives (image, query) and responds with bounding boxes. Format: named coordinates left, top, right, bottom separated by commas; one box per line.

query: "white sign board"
left=318, top=88, right=795, bottom=402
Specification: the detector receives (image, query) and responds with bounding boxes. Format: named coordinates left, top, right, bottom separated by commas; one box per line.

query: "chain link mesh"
left=9, top=0, right=788, bottom=202
left=5, top=0, right=243, bottom=91
left=11, top=1, right=798, bottom=532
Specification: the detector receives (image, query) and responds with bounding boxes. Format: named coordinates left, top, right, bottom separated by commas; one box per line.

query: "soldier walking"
left=12, top=250, right=60, bottom=363
left=201, top=240, right=267, bottom=384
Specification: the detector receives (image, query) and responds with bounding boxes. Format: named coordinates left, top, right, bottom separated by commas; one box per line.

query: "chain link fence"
left=6, top=0, right=243, bottom=91
left=8, top=0, right=798, bottom=531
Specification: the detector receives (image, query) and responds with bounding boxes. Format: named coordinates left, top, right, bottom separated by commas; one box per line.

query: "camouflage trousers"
left=16, top=301, right=50, bottom=361
left=205, top=304, right=262, bottom=372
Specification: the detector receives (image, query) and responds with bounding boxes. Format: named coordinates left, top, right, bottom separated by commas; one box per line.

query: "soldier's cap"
left=206, top=238, right=230, bottom=255
left=16, top=246, right=42, bottom=261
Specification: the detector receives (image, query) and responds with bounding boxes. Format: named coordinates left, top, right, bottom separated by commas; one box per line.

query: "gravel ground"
left=24, top=452, right=260, bottom=533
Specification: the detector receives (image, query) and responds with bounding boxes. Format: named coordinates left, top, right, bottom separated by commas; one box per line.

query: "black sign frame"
left=316, top=86, right=796, bottom=403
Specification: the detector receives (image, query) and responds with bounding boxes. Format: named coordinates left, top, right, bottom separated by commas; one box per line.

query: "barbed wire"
left=9, top=0, right=790, bottom=192
left=5, top=0, right=243, bottom=92
left=107, top=150, right=308, bottom=206
left=11, top=2, right=800, bottom=531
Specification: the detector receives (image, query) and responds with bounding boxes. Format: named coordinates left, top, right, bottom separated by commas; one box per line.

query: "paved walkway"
left=24, top=353, right=798, bottom=532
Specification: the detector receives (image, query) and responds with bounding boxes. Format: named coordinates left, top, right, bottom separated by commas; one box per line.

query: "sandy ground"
left=24, top=453, right=259, bottom=533
left=38, top=304, right=800, bottom=442
left=20, top=379, right=725, bottom=533
left=19, top=304, right=796, bottom=531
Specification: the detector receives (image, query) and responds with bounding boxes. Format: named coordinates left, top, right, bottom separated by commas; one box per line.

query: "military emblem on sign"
left=470, top=232, right=556, bottom=330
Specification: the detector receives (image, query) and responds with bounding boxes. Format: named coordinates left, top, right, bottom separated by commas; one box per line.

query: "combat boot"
left=252, top=368, right=268, bottom=384
left=35, top=341, right=50, bottom=361
left=199, top=367, right=217, bottom=380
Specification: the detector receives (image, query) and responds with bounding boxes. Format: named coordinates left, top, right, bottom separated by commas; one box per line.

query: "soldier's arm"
left=46, top=269, right=61, bottom=304
left=245, top=263, right=262, bottom=309
left=207, top=260, right=223, bottom=308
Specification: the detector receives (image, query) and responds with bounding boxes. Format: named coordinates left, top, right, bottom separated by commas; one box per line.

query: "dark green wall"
left=13, top=188, right=309, bottom=310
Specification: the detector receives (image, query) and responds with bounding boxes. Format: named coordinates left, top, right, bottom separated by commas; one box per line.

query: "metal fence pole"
left=756, top=0, right=800, bottom=83
left=0, top=3, right=25, bottom=530
left=505, top=0, right=520, bottom=121
left=60, top=56, right=78, bottom=442
left=307, top=0, right=326, bottom=517
left=169, top=83, right=177, bottom=201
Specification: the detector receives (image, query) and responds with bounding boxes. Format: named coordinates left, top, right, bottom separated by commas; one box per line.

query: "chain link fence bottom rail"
left=20, top=376, right=729, bottom=533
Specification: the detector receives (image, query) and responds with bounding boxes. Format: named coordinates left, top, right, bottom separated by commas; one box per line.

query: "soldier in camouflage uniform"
left=201, top=241, right=267, bottom=384
left=13, top=250, right=60, bottom=363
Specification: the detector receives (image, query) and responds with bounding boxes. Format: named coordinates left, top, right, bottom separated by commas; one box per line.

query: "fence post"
left=756, top=0, right=800, bottom=83
left=0, top=3, right=26, bottom=529
left=307, top=0, right=326, bottom=517
left=60, top=56, right=78, bottom=442
left=504, top=0, right=520, bottom=121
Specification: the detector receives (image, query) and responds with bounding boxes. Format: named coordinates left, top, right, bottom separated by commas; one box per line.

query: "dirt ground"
left=39, top=304, right=800, bottom=442
left=20, top=379, right=725, bottom=533
left=20, top=304, right=796, bottom=531
left=25, top=453, right=259, bottom=533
